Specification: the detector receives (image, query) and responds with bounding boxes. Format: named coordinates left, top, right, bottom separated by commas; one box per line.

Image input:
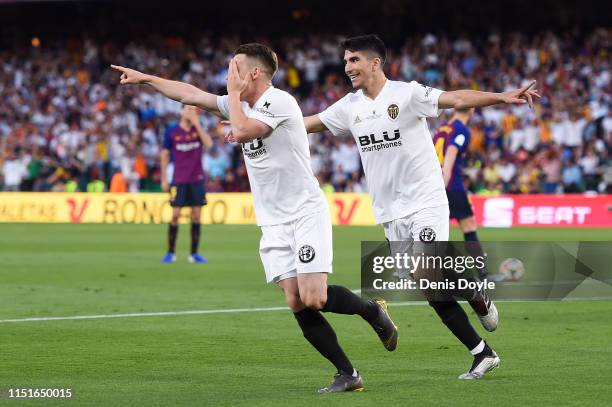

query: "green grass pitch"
left=1, top=224, right=611, bottom=406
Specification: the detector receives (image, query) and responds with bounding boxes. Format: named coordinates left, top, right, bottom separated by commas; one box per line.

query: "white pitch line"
left=1, top=297, right=611, bottom=324
left=0, top=303, right=425, bottom=324
left=0, top=306, right=288, bottom=324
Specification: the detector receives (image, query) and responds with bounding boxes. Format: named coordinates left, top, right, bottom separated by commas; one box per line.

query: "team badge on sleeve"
left=419, top=227, right=436, bottom=242
left=387, top=104, right=400, bottom=120
left=298, top=245, right=316, bottom=263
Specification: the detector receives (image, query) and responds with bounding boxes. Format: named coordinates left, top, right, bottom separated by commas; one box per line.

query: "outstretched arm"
left=304, top=115, right=328, bottom=134
left=110, top=65, right=222, bottom=117
left=438, top=80, right=540, bottom=110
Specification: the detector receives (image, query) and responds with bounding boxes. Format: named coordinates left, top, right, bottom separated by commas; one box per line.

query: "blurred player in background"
left=305, top=34, right=539, bottom=380
left=433, top=108, right=489, bottom=280
left=112, top=43, right=398, bottom=394
left=161, top=105, right=213, bottom=263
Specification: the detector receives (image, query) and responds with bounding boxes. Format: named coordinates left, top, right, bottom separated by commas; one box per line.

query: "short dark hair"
left=234, top=43, right=278, bottom=78
left=340, top=34, right=387, bottom=65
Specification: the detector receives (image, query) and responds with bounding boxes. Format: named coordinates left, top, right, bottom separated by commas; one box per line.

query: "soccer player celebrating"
left=111, top=43, right=398, bottom=393
left=304, top=34, right=539, bottom=380
left=433, top=108, right=489, bottom=280
left=160, top=105, right=213, bottom=264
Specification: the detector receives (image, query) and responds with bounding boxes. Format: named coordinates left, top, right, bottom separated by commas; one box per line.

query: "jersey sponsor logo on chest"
left=358, top=129, right=402, bottom=152
left=176, top=141, right=201, bottom=152
left=174, top=132, right=198, bottom=142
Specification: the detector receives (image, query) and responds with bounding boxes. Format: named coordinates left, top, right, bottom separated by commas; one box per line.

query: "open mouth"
left=348, top=73, right=360, bottom=82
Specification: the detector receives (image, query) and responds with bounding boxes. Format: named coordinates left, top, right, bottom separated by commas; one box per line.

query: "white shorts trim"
left=383, top=204, right=450, bottom=242
left=383, top=205, right=449, bottom=276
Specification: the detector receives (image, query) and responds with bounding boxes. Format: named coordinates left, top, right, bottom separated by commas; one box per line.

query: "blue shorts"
left=170, top=182, right=207, bottom=207
left=447, top=190, right=473, bottom=220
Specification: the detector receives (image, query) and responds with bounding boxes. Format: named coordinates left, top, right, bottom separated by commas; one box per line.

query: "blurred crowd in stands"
left=0, top=28, right=610, bottom=194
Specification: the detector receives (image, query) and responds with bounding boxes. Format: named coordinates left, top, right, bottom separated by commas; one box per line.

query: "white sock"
left=470, top=340, right=485, bottom=355
left=352, top=369, right=358, bottom=377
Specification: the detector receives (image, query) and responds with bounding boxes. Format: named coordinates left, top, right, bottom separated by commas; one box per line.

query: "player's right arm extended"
left=304, top=115, right=328, bottom=133
left=438, top=81, right=540, bottom=110
left=110, top=65, right=222, bottom=116
left=442, top=145, right=458, bottom=187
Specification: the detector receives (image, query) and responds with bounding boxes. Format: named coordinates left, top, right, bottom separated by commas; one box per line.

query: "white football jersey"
left=217, top=87, right=326, bottom=226
left=319, top=80, right=448, bottom=224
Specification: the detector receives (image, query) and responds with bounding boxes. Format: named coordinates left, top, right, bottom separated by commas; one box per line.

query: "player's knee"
left=300, top=289, right=327, bottom=310
left=191, top=210, right=200, bottom=223
left=303, top=296, right=326, bottom=310
left=284, top=292, right=304, bottom=312
left=414, top=271, right=440, bottom=302
left=460, top=217, right=476, bottom=232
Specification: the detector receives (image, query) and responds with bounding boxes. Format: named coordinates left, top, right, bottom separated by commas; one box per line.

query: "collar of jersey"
left=360, top=79, right=390, bottom=102
left=251, top=85, right=274, bottom=108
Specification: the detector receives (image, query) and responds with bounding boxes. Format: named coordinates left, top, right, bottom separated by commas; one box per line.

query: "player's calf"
left=322, top=285, right=397, bottom=351
left=297, top=275, right=397, bottom=350
left=281, top=277, right=357, bottom=381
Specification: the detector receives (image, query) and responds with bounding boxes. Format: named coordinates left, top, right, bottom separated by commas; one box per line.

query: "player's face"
left=343, top=50, right=375, bottom=89
left=180, top=105, right=193, bottom=122
left=468, top=108, right=475, bottom=119
left=180, top=106, right=188, bottom=118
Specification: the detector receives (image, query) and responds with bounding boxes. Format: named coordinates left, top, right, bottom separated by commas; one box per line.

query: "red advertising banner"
left=470, top=195, right=612, bottom=228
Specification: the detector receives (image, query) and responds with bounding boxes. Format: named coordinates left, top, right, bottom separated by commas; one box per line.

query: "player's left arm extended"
left=442, top=145, right=459, bottom=187
left=110, top=65, right=222, bottom=116
left=438, top=80, right=540, bottom=110
left=304, top=115, right=328, bottom=133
